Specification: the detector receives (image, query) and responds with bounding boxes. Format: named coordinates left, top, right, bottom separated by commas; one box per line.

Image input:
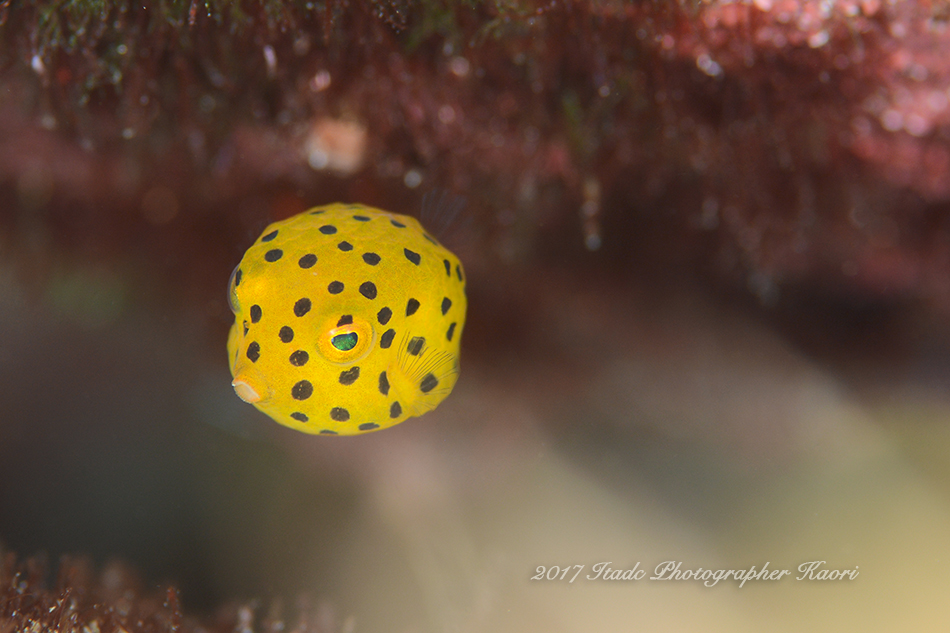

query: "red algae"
left=0, top=551, right=189, bottom=633
left=1, top=0, right=950, bottom=323
left=2, top=6, right=950, bottom=630
left=0, top=549, right=344, bottom=633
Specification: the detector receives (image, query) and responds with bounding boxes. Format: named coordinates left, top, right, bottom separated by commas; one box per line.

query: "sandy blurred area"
left=1, top=262, right=947, bottom=632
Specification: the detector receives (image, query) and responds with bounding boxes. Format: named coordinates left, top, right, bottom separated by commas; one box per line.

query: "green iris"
left=331, top=332, right=358, bottom=351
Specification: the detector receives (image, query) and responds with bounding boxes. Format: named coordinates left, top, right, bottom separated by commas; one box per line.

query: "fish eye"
left=227, top=265, right=242, bottom=313
left=317, top=317, right=374, bottom=364
left=331, top=332, right=358, bottom=351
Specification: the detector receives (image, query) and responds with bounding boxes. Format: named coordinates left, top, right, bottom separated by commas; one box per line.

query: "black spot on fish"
left=330, top=407, right=349, bottom=421
left=339, top=367, right=360, bottom=385
left=359, top=281, right=377, bottom=299
left=292, top=380, right=313, bottom=400
left=404, top=248, right=421, bottom=265
left=407, top=337, right=425, bottom=356
left=420, top=373, right=438, bottom=393
left=294, top=298, right=311, bottom=316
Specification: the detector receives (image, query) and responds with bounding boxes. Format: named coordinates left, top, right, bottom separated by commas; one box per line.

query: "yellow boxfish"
left=227, top=203, right=466, bottom=435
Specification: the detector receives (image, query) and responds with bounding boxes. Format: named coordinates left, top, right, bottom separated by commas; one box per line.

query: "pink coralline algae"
left=614, top=0, right=950, bottom=306
left=2, top=0, right=950, bottom=314
left=672, top=0, right=950, bottom=194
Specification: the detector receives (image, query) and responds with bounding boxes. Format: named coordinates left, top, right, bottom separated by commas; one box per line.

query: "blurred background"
left=2, top=1, right=950, bottom=631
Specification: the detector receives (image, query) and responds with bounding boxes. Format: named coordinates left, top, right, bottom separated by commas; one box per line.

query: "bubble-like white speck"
left=449, top=57, right=470, bottom=78
left=904, top=113, right=930, bottom=137
left=308, top=149, right=329, bottom=170
left=927, top=90, right=948, bottom=113
left=311, top=69, right=331, bottom=92
left=880, top=109, right=903, bottom=132
left=31, top=54, right=45, bottom=75
left=696, top=54, right=723, bottom=77
left=438, top=105, right=456, bottom=124
left=404, top=169, right=423, bottom=188
left=263, top=45, right=277, bottom=76
left=808, top=30, right=830, bottom=48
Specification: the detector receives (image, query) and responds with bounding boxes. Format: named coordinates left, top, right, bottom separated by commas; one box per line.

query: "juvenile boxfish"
left=227, top=203, right=466, bottom=435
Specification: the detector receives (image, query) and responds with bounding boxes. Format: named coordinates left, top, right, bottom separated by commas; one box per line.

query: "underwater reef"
left=3, top=1, right=950, bottom=631
left=0, top=549, right=347, bottom=633
left=1, top=0, right=949, bottom=316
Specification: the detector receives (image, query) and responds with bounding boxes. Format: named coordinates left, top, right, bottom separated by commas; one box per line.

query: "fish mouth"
left=231, top=378, right=261, bottom=403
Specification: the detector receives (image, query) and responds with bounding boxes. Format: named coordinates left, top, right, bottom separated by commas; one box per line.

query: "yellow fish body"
left=227, top=203, right=466, bottom=435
